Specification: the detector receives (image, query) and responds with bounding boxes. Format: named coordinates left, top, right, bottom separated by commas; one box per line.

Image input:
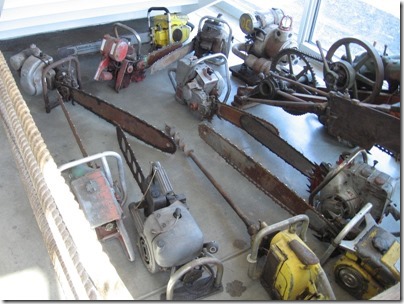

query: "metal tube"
left=247, top=214, right=309, bottom=279
left=113, top=22, right=141, bottom=57
left=58, top=151, right=127, bottom=205
left=167, top=68, right=177, bottom=91
left=316, top=266, right=336, bottom=300
left=269, top=71, right=330, bottom=97
left=166, top=256, right=224, bottom=300
left=320, top=202, right=372, bottom=265
left=232, top=43, right=248, bottom=60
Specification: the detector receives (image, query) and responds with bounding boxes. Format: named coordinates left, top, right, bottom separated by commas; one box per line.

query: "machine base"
left=230, top=63, right=261, bottom=86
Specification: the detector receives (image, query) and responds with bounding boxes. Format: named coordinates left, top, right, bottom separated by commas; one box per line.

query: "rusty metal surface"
left=146, top=42, right=183, bottom=67
left=150, top=42, right=194, bottom=74
left=216, top=102, right=317, bottom=177
left=198, top=123, right=339, bottom=239
left=69, top=87, right=176, bottom=154
left=71, top=170, right=121, bottom=228
left=325, top=92, right=400, bottom=157
left=239, top=114, right=317, bottom=178
left=216, top=103, right=279, bottom=135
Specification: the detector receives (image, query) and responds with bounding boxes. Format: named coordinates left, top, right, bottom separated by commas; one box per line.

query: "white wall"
left=0, top=0, right=219, bottom=40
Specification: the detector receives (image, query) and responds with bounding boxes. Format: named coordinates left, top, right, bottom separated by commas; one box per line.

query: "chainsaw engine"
left=117, top=127, right=223, bottom=300
left=10, top=45, right=80, bottom=112
left=94, top=22, right=145, bottom=92
left=168, top=53, right=230, bottom=120
left=148, top=7, right=194, bottom=49
left=247, top=215, right=336, bottom=300
left=193, top=14, right=232, bottom=59
left=231, top=8, right=298, bottom=84
left=310, top=149, right=397, bottom=228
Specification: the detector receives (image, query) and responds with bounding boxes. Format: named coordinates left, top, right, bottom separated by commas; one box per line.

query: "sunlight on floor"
left=0, top=267, right=58, bottom=300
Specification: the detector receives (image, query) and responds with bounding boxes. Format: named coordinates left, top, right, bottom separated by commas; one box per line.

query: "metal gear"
left=270, top=48, right=318, bottom=115
left=270, top=48, right=318, bottom=93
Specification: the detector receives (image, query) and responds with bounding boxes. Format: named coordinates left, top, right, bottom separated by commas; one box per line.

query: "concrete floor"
left=0, top=6, right=400, bottom=301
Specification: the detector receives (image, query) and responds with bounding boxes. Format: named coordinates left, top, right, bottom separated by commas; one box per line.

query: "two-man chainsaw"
left=10, top=45, right=176, bottom=154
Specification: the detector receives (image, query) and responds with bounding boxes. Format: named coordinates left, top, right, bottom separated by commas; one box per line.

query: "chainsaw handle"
left=113, top=22, right=141, bottom=57
left=147, top=7, right=170, bottom=14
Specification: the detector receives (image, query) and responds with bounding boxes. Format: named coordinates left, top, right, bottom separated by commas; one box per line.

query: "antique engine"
left=231, top=8, right=298, bottom=84
left=310, top=149, right=397, bottom=226
left=94, top=22, right=181, bottom=92
left=168, top=53, right=230, bottom=120
left=117, top=127, right=223, bottom=300
left=148, top=7, right=194, bottom=49
left=94, top=22, right=144, bottom=91
left=9, top=44, right=67, bottom=96
left=193, top=14, right=233, bottom=59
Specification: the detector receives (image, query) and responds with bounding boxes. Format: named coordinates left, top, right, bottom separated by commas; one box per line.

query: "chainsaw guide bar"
left=68, top=87, right=176, bottom=154
left=198, top=122, right=339, bottom=239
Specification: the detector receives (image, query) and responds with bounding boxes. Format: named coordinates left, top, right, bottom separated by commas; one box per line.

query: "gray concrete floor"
left=0, top=6, right=400, bottom=301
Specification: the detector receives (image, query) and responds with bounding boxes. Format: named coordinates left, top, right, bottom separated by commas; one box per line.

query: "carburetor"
left=168, top=53, right=230, bottom=120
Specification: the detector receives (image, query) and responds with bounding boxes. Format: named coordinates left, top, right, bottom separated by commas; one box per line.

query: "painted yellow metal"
left=268, top=230, right=328, bottom=300
left=152, top=14, right=191, bottom=47
left=334, top=255, right=382, bottom=299
left=381, top=241, right=400, bottom=281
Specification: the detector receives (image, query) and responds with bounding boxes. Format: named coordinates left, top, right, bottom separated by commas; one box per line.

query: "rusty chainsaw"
left=10, top=47, right=176, bottom=154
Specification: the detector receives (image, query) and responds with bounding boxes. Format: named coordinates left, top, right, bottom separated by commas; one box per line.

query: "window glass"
left=310, top=0, right=400, bottom=56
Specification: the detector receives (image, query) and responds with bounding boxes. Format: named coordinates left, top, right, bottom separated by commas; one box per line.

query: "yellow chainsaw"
left=147, top=7, right=194, bottom=49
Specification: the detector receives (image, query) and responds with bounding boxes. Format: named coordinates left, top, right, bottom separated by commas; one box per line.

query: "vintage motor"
left=9, top=44, right=55, bottom=96
left=310, top=149, right=397, bottom=228
left=94, top=22, right=144, bottom=91
left=168, top=53, right=230, bottom=120
left=247, top=215, right=336, bottom=300
left=193, top=14, right=233, bottom=59
left=117, top=127, right=223, bottom=300
left=320, top=203, right=400, bottom=300
left=231, top=8, right=298, bottom=80
left=148, top=7, right=194, bottom=49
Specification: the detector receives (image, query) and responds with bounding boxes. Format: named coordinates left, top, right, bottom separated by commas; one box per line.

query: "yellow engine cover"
left=262, top=231, right=330, bottom=300
left=151, top=14, right=191, bottom=47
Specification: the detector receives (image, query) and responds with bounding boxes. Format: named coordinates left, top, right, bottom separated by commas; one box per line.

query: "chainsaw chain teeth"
left=199, top=123, right=338, bottom=239
left=270, top=48, right=319, bottom=88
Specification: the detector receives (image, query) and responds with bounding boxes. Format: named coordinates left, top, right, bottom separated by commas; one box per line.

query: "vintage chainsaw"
left=150, top=14, right=233, bottom=75
left=197, top=118, right=399, bottom=240
left=116, top=126, right=223, bottom=300
left=10, top=46, right=176, bottom=154
left=93, top=22, right=183, bottom=92
left=147, top=7, right=194, bottom=50
left=165, top=126, right=335, bottom=300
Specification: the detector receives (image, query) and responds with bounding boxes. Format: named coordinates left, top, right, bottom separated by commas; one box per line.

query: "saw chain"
left=198, top=122, right=339, bottom=240
left=65, top=86, right=176, bottom=154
